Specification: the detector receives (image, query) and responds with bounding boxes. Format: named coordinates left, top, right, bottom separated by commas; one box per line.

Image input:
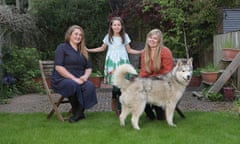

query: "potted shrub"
left=222, top=39, right=240, bottom=60
left=88, top=70, right=103, bottom=88
left=200, top=64, right=219, bottom=84
left=188, top=68, right=201, bottom=87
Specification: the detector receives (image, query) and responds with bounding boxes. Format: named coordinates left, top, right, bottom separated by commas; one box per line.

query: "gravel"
left=0, top=88, right=234, bottom=113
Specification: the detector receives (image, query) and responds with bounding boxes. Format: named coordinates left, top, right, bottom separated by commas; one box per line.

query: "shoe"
left=68, top=115, right=85, bottom=123
left=68, top=95, right=85, bottom=123
left=68, top=108, right=85, bottom=123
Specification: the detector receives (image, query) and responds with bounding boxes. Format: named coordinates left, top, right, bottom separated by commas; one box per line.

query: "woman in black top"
left=51, top=25, right=97, bottom=123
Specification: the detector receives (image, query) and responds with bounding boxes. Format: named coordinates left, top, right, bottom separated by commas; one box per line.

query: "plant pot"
left=222, top=87, right=235, bottom=101
left=88, top=77, right=102, bottom=88
left=222, top=48, right=240, bottom=60
left=201, top=71, right=218, bottom=84
left=188, top=76, right=201, bottom=87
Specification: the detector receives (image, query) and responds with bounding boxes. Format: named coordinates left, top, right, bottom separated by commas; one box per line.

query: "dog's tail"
left=113, top=64, right=138, bottom=89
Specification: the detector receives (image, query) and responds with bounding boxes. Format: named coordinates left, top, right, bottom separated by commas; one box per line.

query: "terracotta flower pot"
left=222, top=48, right=240, bottom=60
left=201, top=71, right=218, bottom=84
left=88, top=77, right=102, bottom=88
left=222, top=87, right=235, bottom=101
left=188, top=76, right=201, bottom=87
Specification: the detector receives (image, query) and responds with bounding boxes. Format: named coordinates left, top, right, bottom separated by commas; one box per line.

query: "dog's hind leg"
left=131, top=103, right=145, bottom=130
left=165, top=104, right=177, bottom=127
left=119, top=105, right=130, bottom=127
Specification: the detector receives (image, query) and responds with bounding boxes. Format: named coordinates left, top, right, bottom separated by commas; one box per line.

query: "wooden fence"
left=213, top=31, right=240, bottom=66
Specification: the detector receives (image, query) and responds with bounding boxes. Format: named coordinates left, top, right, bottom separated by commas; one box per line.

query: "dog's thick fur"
left=113, top=59, right=193, bottom=130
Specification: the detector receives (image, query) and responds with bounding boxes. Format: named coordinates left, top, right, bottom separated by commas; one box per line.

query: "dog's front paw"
left=120, top=120, right=125, bottom=126
left=169, top=123, right=176, bottom=127
left=166, top=120, right=177, bottom=127
left=134, top=126, right=140, bottom=130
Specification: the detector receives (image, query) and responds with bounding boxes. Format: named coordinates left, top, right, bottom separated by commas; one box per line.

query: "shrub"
left=202, top=87, right=223, bottom=101
left=1, top=47, right=42, bottom=98
left=30, top=0, right=110, bottom=58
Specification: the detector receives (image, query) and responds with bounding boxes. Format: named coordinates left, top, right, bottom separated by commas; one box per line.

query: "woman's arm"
left=160, top=48, right=174, bottom=74
left=87, top=44, right=107, bottom=53
left=139, top=52, right=149, bottom=77
left=80, top=68, right=92, bottom=82
left=125, top=44, right=143, bottom=54
left=55, top=65, right=84, bottom=84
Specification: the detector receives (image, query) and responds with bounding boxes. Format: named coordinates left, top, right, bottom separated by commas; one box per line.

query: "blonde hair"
left=64, top=25, right=89, bottom=60
left=143, top=29, right=164, bottom=73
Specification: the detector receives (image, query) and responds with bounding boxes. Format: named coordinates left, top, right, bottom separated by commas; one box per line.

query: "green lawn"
left=0, top=111, right=239, bottom=144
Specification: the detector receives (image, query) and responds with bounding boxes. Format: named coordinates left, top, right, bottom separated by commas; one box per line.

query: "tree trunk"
left=16, top=0, right=25, bottom=12
left=0, top=0, right=6, bottom=5
left=0, top=27, right=3, bottom=65
left=16, top=0, right=20, bottom=10
left=0, top=27, right=3, bottom=80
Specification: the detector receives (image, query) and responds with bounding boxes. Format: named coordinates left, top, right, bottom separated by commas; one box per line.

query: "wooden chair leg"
left=55, top=106, right=65, bottom=122
left=47, top=109, right=55, bottom=119
left=47, top=96, right=66, bottom=121
left=67, top=108, right=72, bottom=117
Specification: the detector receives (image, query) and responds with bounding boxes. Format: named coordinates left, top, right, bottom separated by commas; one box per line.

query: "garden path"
left=0, top=84, right=234, bottom=113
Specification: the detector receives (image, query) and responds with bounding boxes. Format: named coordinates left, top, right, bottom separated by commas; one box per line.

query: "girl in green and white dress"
left=87, top=17, right=142, bottom=116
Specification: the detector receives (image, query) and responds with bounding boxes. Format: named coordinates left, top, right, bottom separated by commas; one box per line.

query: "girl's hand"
left=85, top=47, right=90, bottom=52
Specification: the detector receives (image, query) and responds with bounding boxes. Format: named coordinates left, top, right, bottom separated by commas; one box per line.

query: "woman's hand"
left=80, top=75, right=88, bottom=82
left=72, top=77, right=85, bottom=85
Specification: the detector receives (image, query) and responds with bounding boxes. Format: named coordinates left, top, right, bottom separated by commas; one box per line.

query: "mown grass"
left=0, top=111, right=239, bottom=144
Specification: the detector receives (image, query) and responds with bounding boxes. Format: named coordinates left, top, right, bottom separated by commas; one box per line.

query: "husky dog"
left=113, top=59, right=193, bottom=130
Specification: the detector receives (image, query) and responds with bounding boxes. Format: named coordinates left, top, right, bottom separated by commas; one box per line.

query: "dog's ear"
left=176, top=59, right=183, bottom=66
left=187, top=58, right=193, bottom=66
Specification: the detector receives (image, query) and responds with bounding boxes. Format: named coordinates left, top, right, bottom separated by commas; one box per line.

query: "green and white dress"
left=103, top=33, right=131, bottom=84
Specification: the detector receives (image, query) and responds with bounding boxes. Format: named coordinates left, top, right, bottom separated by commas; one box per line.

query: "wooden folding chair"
left=39, top=60, right=71, bottom=121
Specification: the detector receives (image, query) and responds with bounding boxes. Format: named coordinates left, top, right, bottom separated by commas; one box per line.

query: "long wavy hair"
left=143, top=29, right=164, bottom=73
left=64, top=25, right=89, bottom=60
left=108, top=17, right=126, bottom=44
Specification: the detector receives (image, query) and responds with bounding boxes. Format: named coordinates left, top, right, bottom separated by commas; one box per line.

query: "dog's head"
left=173, top=58, right=193, bottom=85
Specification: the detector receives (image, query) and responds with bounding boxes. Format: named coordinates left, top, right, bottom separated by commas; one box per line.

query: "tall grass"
left=0, top=112, right=239, bottom=144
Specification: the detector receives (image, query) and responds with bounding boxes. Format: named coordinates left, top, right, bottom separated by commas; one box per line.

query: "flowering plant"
left=2, top=75, right=16, bottom=85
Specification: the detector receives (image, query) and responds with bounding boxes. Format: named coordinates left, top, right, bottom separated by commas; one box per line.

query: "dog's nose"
left=187, top=75, right=191, bottom=80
